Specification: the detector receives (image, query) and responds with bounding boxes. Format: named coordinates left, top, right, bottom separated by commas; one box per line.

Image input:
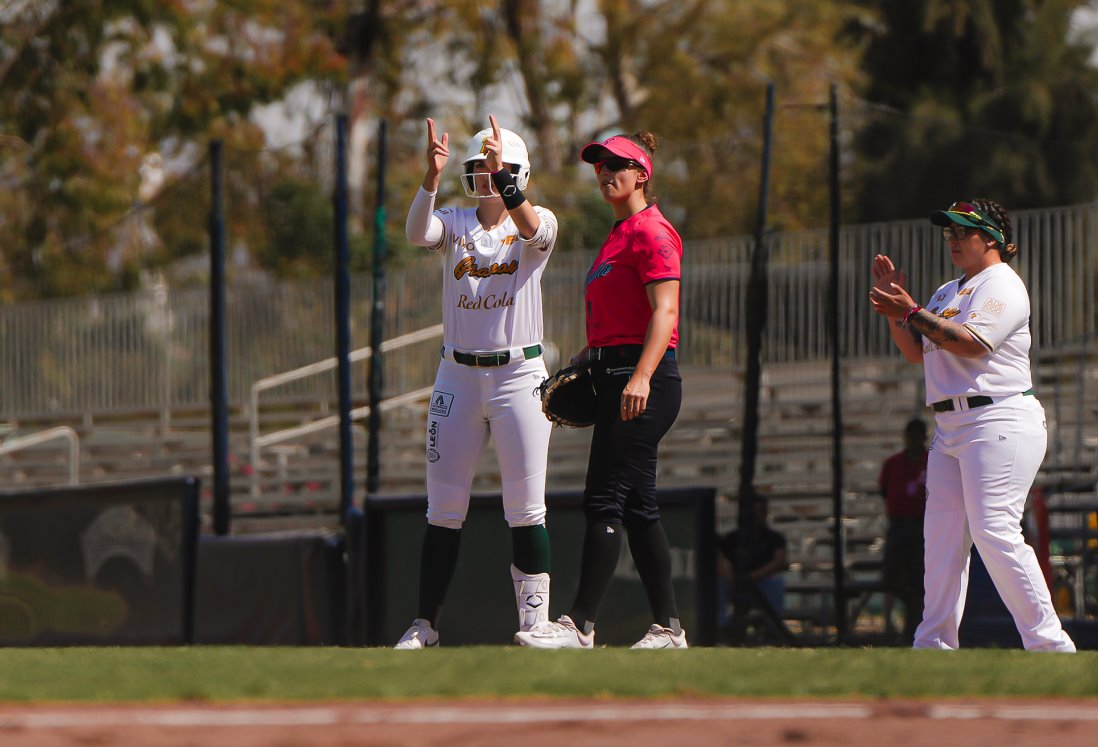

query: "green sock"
left=511, top=524, right=550, bottom=575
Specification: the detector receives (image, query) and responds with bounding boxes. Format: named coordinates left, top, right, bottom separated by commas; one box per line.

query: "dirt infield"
left=1, top=699, right=1096, bottom=746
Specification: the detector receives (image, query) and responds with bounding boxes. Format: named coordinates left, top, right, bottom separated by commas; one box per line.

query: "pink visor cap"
left=580, top=136, right=653, bottom=178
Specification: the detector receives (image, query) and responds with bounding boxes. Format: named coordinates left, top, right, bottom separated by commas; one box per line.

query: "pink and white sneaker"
left=631, top=623, right=688, bottom=649
left=514, top=615, right=594, bottom=649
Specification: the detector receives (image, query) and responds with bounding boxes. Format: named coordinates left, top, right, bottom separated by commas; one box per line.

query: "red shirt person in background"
left=516, top=131, right=686, bottom=650
left=878, top=417, right=929, bottom=645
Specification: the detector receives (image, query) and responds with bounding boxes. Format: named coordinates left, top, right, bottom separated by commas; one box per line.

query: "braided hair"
left=971, top=198, right=1018, bottom=263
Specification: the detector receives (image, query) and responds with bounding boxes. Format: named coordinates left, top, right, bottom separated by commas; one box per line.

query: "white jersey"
left=429, top=203, right=557, bottom=352
left=921, top=262, right=1033, bottom=403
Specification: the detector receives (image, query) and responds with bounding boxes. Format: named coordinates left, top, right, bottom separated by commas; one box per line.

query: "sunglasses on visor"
left=594, top=156, right=640, bottom=173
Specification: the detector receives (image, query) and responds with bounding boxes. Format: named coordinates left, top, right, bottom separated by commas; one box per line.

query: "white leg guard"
left=511, top=564, right=550, bottom=632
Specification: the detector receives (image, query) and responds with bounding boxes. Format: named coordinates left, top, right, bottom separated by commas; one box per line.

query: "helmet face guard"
left=461, top=163, right=527, bottom=198
left=460, top=127, right=532, bottom=199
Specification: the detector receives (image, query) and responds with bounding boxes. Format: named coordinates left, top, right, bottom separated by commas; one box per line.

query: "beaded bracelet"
left=899, top=304, right=922, bottom=328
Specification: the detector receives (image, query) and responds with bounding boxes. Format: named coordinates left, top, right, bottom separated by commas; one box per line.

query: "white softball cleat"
left=394, top=619, right=439, bottom=650
left=513, top=615, right=594, bottom=649
left=631, top=623, right=688, bottom=649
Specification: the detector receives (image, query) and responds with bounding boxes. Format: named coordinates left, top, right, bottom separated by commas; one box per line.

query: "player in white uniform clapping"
left=869, top=198, right=1074, bottom=652
left=394, top=116, right=558, bottom=649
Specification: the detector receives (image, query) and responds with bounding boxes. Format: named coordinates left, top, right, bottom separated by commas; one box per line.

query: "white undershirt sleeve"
left=405, top=187, right=445, bottom=249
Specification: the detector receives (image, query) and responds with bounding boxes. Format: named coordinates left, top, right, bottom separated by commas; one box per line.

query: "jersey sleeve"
left=522, top=206, right=558, bottom=254
left=632, top=222, right=682, bottom=284
left=961, top=273, right=1029, bottom=353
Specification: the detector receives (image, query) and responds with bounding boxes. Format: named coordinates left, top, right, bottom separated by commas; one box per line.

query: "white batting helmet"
left=460, top=126, right=532, bottom=198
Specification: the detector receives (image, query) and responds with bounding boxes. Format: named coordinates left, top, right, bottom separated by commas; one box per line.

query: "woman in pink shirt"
left=516, top=132, right=686, bottom=649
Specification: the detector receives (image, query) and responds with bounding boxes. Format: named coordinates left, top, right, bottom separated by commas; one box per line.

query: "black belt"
left=932, top=388, right=1034, bottom=413
left=588, top=345, right=675, bottom=364
left=447, top=344, right=542, bottom=367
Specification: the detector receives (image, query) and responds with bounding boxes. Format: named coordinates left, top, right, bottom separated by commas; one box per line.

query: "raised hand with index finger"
left=482, top=115, right=504, bottom=174
left=425, top=118, right=449, bottom=176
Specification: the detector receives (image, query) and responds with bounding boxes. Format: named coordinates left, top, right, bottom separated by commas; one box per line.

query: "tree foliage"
left=0, top=0, right=348, bottom=301
left=2, top=0, right=1095, bottom=301
left=850, top=0, right=1098, bottom=221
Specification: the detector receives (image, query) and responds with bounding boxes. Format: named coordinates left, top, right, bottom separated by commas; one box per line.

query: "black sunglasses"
left=595, top=156, right=639, bottom=172
left=941, top=225, right=977, bottom=241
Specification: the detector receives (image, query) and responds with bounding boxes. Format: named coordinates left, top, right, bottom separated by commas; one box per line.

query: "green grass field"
left=0, top=647, right=1095, bottom=703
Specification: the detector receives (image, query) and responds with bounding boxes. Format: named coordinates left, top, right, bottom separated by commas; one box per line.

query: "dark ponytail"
left=973, top=198, right=1017, bottom=263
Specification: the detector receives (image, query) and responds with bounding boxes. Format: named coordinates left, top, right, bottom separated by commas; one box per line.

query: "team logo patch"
left=427, top=449, right=441, bottom=463
left=430, top=392, right=454, bottom=417
left=454, top=256, right=518, bottom=279
left=982, top=297, right=1006, bottom=317
left=655, top=233, right=675, bottom=259
left=586, top=261, right=613, bottom=286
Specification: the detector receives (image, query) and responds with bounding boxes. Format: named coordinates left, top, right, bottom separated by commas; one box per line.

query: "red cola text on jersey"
left=455, top=291, right=516, bottom=310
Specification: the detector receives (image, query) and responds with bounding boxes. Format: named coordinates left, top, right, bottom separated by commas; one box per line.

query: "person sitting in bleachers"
left=717, top=493, right=789, bottom=643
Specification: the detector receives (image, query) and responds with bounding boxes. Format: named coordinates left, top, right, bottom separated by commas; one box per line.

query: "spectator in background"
left=878, top=417, right=928, bottom=645
left=717, top=493, right=788, bottom=642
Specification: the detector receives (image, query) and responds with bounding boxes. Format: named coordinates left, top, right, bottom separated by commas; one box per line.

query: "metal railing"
left=247, top=323, right=443, bottom=495
left=0, top=427, right=80, bottom=485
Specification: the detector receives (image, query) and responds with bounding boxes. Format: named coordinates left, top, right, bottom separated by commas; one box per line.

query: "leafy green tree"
left=0, top=0, right=348, bottom=301
left=591, top=0, right=869, bottom=237
left=850, top=0, right=1098, bottom=221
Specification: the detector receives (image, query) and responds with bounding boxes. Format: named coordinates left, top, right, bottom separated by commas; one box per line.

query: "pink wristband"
left=899, top=304, right=921, bottom=328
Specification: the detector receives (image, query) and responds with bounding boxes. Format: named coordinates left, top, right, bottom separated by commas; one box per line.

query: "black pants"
left=568, top=347, right=683, bottom=629
left=584, top=350, right=682, bottom=523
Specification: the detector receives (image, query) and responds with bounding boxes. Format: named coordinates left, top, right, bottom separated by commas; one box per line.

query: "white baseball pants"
left=424, top=355, right=551, bottom=529
left=915, top=395, right=1075, bottom=652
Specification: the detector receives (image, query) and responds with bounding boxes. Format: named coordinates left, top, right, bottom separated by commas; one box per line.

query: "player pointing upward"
left=395, top=115, right=558, bottom=649
left=869, top=198, right=1074, bottom=652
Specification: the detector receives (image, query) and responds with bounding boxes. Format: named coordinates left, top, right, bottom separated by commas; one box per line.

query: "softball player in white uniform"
left=869, top=198, right=1074, bottom=652
left=394, top=116, right=558, bottom=649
